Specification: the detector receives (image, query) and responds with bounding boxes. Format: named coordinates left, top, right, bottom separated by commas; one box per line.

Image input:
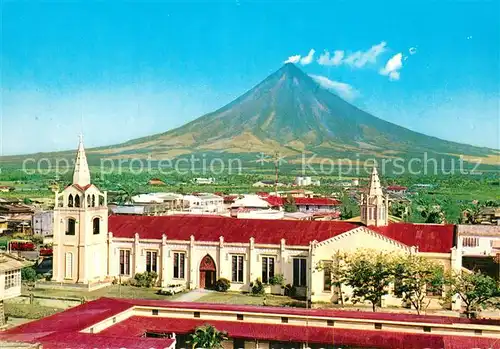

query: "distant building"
left=148, top=178, right=166, bottom=186
left=182, top=194, right=225, bottom=213
left=230, top=195, right=271, bottom=217
left=252, top=180, right=286, bottom=188
left=264, top=196, right=341, bottom=213
left=294, top=176, right=320, bottom=187
left=192, top=178, right=215, bottom=185
left=32, top=211, right=54, bottom=236
left=386, top=185, right=408, bottom=195
left=236, top=209, right=284, bottom=220
left=0, top=186, right=12, bottom=193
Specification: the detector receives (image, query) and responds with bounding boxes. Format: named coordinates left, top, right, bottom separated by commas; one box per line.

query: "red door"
left=199, top=255, right=216, bottom=289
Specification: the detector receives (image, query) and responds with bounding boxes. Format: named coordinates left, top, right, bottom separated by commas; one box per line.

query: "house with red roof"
left=48, top=140, right=460, bottom=310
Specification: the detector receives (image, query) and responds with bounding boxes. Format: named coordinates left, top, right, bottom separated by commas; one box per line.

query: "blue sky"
left=1, top=0, right=499, bottom=155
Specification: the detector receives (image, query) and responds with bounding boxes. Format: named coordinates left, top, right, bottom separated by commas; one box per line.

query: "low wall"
left=8, top=294, right=83, bottom=309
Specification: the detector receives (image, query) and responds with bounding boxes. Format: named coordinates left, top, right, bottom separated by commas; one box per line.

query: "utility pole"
left=273, top=151, right=280, bottom=196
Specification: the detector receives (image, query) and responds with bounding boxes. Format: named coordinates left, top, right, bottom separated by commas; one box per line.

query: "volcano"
left=3, top=63, right=498, bottom=166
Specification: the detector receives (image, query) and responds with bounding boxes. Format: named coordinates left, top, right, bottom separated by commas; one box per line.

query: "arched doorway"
left=199, top=254, right=216, bottom=289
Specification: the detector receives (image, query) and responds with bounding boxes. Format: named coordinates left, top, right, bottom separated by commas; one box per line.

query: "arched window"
left=93, top=217, right=100, bottom=235
left=87, top=195, right=91, bottom=207
left=66, top=218, right=76, bottom=235
left=65, top=252, right=73, bottom=279
left=92, top=194, right=96, bottom=207
left=75, top=194, right=80, bottom=208
left=68, top=194, right=74, bottom=207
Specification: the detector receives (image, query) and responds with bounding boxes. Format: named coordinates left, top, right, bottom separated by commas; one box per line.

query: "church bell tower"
left=52, top=135, right=109, bottom=284
left=360, top=167, right=388, bottom=227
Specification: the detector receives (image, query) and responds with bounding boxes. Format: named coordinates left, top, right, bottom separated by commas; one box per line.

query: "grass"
left=4, top=303, right=62, bottom=319
left=197, top=291, right=306, bottom=308
left=23, top=284, right=184, bottom=301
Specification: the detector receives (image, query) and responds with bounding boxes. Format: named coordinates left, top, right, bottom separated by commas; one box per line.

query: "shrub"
left=215, top=278, right=231, bottom=292
left=269, top=274, right=285, bottom=286
left=134, top=271, right=158, bottom=288
left=31, top=234, right=44, bottom=245
left=284, top=284, right=297, bottom=297
left=21, top=267, right=37, bottom=283
left=251, top=278, right=266, bottom=296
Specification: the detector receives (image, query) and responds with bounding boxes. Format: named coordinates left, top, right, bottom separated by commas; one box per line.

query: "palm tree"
left=116, top=184, right=137, bottom=205
left=187, top=324, right=228, bottom=349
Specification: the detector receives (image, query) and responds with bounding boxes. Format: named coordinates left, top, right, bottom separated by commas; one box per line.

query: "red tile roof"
left=109, top=215, right=455, bottom=252
left=294, top=197, right=341, bottom=206
left=264, top=196, right=342, bottom=206
left=100, top=316, right=446, bottom=348
left=370, top=223, right=455, bottom=253
left=109, top=215, right=359, bottom=245
left=387, top=185, right=408, bottom=191
left=2, top=298, right=498, bottom=349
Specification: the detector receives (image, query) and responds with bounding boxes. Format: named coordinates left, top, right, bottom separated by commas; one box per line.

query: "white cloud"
left=409, top=47, right=417, bottom=55
left=284, top=54, right=301, bottom=64
left=300, top=49, right=315, bottom=65
left=344, top=41, right=387, bottom=68
left=379, top=53, right=403, bottom=81
left=317, top=50, right=344, bottom=66
left=317, top=42, right=387, bottom=68
left=309, top=74, right=359, bottom=101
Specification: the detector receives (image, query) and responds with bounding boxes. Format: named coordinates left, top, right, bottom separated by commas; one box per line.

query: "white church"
left=51, top=138, right=465, bottom=309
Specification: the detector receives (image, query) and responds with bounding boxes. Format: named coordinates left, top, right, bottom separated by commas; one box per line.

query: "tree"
left=317, top=251, right=348, bottom=306
left=31, top=234, right=44, bottom=246
left=283, top=194, right=298, bottom=213
left=444, top=271, right=500, bottom=318
left=115, top=184, right=137, bottom=204
left=21, top=267, right=37, bottom=283
left=394, top=255, right=444, bottom=315
left=343, top=249, right=396, bottom=311
left=187, top=324, right=228, bottom=349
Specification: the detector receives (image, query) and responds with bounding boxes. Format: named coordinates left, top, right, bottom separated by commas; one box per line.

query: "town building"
left=0, top=253, right=26, bottom=326
left=252, top=180, right=286, bottom=188
left=0, top=186, right=12, bottom=193
left=182, top=193, right=225, bottom=214
left=457, top=225, right=500, bottom=279
left=148, top=178, right=166, bottom=186
left=386, top=185, right=408, bottom=195
left=192, top=178, right=216, bottom=185
left=32, top=210, right=54, bottom=237
left=1, top=297, right=498, bottom=349
left=48, top=140, right=466, bottom=311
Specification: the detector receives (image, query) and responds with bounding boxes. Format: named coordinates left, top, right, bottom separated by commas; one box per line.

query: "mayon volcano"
left=91, top=63, right=496, bottom=164
left=7, top=63, right=498, bottom=166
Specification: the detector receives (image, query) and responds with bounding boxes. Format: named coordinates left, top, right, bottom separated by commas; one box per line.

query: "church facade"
left=52, top=139, right=462, bottom=310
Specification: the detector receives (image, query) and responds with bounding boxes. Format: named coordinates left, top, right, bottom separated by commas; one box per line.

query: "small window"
left=113, top=317, right=117, bottom=324
left=374, top=323, right=382, bottom=330
left=66, top=218, right=76, bottom=235
left=194, top=312, right=200, bottom=318
left=152, top=309, right=159, bottom=316
left=281, top=317, right=288, bottom=324
left=475, top=329, right=482, bottom=335
left=75, top=194, right=80, bottom=208
left=237, top=314, right=244, bottom=321
left=423, top=326, right=431, bottom=333
left=327, top=319, right=334, bottom=327
left=93, top=217, right=100, bottom=235
left=68, top=194, right=74, bottom=207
